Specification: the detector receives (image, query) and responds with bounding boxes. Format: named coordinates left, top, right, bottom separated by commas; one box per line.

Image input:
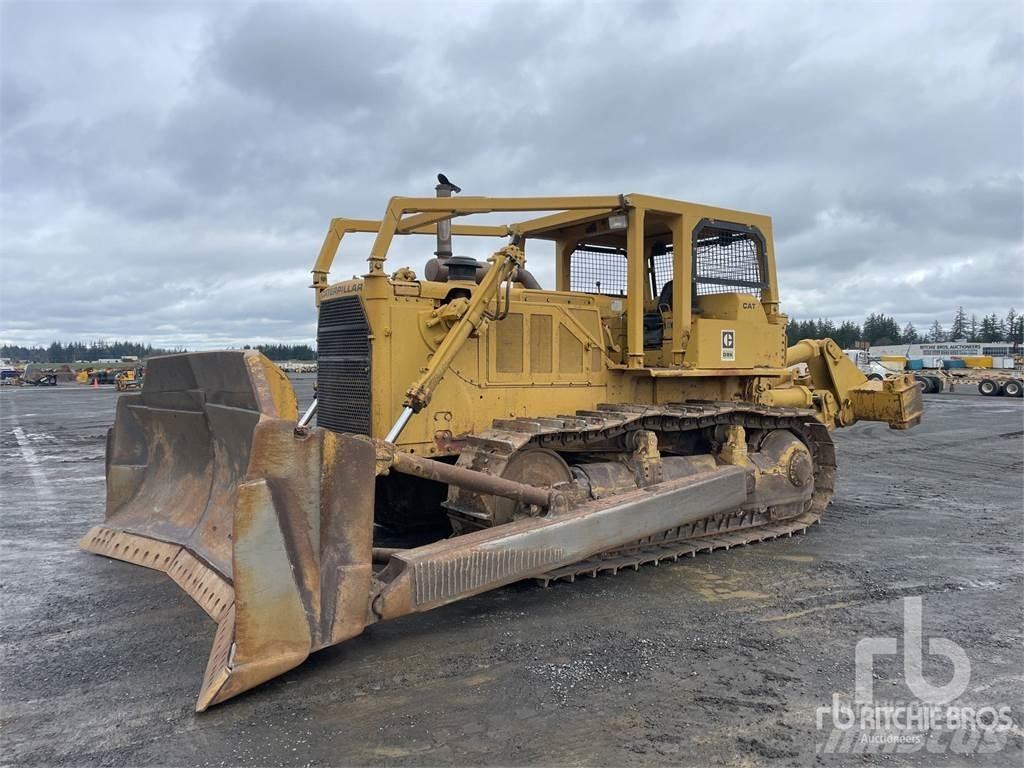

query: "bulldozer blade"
left=80, top=351, right=377, bottom=710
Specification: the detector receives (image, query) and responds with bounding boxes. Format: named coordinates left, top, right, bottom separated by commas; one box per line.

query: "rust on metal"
left=372, top=547, right=406, bottom=563
left=390, top=449, right=561, bottom=511
left=80, top=351, right=377, bottom=712
left=372, top=466, right=748, bottom=620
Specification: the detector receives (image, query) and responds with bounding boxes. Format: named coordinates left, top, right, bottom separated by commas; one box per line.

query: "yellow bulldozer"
left=81, top=180, right=923, bottom=711
left=114, top=366, right=144, bottom=391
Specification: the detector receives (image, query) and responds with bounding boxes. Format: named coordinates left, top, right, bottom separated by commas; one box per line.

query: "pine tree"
left=993, top=312, right=1006, bottom=342
left=902, top=322, right=918, bottom=344
left=979, top=315, right=997, bottom=342
left=862, top=313, right=878, bottom=343
left=949, top=306, right=968, bottom=341
left=926, top=320, right=944, bottom=342
left=835, top=321, right=861, bottom=349
left=1008, top=312, right=1024, bottom=347
left=785, top=319, right=799, bottom=346
left=968, top=315, right=979, bottom=342
left=862, top=313, right=901, bottom=345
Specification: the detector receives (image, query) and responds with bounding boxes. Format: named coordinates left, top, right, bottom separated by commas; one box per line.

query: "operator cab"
left=560, top=220, right=772, bottom=362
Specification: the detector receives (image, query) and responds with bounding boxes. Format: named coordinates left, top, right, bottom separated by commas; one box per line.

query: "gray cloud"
left=1, top=0, right=1022, bottom=349
left=209, top=4, right=407, bottom=116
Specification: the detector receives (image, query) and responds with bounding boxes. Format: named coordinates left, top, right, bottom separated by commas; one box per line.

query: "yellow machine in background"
left=114, top=367, right=143, bottom=391
left=82, top=180, right=922, bottom=710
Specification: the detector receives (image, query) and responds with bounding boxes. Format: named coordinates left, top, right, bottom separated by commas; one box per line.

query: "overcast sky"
left=1, top=0, right=1022, bottom=349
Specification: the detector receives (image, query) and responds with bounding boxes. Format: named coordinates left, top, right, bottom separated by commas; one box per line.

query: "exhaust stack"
left=434, top=172, right=461, bottom=260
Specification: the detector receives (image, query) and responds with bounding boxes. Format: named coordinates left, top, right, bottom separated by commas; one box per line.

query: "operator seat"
left=644, top=280, right=675, bottom=348
left=657, top=280, right=673, bottom=312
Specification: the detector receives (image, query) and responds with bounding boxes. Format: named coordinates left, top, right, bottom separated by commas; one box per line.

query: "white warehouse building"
left=869, top=342, right=1018, bottom=359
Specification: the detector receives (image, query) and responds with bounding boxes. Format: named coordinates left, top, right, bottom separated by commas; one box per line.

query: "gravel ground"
left=1, top=378, right=1022, bottom=767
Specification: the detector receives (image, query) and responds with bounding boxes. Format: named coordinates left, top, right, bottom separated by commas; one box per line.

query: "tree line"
left=0, top=340, right=185, bottom=364
left=244, top=344, right=317, bottom=361
left=786, top=307, right=1024, bottom=348
left=1, top=340, right=317, bottom=364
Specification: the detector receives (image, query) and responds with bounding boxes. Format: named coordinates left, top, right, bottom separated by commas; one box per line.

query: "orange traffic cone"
left=91, top=377, right=99, bottom=389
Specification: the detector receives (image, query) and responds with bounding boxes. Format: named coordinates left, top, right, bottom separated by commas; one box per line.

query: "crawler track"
left=448, top=402, right=836, bottom=584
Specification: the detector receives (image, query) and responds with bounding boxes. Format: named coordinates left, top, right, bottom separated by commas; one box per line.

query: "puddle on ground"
left=770, top=554, right=816, bottom=563
left=683, top=572, right=768, bottom=602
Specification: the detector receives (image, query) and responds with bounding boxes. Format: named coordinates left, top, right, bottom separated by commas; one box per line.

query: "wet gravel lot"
left=1, top=378, right=1022, bottom=766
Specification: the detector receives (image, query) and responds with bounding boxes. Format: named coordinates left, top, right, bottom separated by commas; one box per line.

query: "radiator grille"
left=317, top=294, right=371, bottom=435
